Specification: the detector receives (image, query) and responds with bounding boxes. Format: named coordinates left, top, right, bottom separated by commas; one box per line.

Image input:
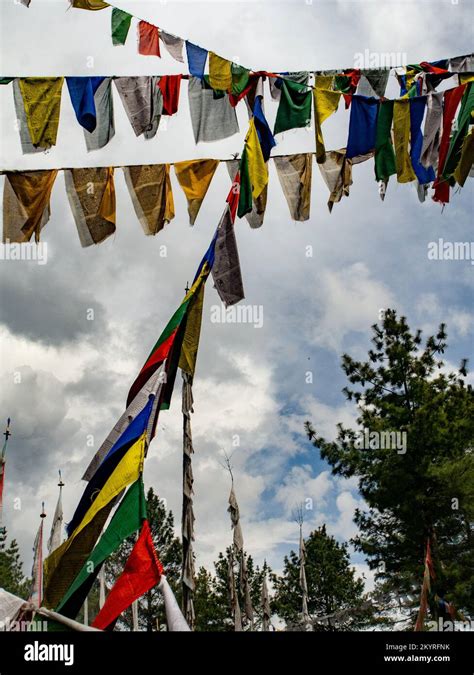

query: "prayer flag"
left=92, top=520, right=163, bottom=630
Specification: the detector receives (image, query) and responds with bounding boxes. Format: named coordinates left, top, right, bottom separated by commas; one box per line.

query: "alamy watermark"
left=24, top=640, right=74, bottom=667
left=354, top=50, right=407, bottom=69
left=210, top=304, right=264, bottom=328
left=0, top=240, right=48, bottom=265
left=427, top=239, right=474, bottom=265
left=427, top=618, right=473, bottom=632
left=354, top=429, right=407, bottom=454
left=0, top=618, right=49, bottom=631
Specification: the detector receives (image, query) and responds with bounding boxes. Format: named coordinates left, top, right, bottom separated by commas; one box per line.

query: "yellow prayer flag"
left=174, top=159, right=219, bottom=224
left=18, top=78, right=63, bottom=149
left=67, top=434, right=146, bottom=546
left=123, top=164, right=174, bottom=236
left=71, top=0, right=109, bottom=9
left=460, top=73, right=474, bottom=85
left=98, top=168, right=116, bottom=225
left=313, top=76, right=341, bottom=163
left=209, top=53, right=232, bottom=91
left=3, top=170, right=58, bottom=243
left=393, top=100, right=416, bottom=183
left=179, top=282, right=205, bottom=375
left=164, top=166, right=175, bottom=225
left=454, top=128, right=474, bottom=186
left=245, top=118, right=268, bottom=199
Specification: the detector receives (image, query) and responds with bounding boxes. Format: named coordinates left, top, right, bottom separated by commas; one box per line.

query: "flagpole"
left=294, top=504, right=311, bottom=631
left=131, top=598, right=139, bottom=631
left=0, top=418, right=12, bottom=528
left=98, top=565, right=106, bottom=609
left=181, top=281, right=196, bottom=630
left=47, top=470, right=65, bottom=555
left=37, top=502, right=46, bottom=607
left=132, top=531, right=139, bottom=630
left=261, top=562, right=271, bottom=632
left=224, top=455, right=253, bottom=630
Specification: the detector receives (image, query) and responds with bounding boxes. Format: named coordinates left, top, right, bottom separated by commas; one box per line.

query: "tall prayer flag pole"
left=47, top=470, right=64, bottom=555
left=98, top=565, right=106, bottom=609
left=0, top=418, right=11, bottom=527
left=181, top=281, right=196, bottom=629
left=261, top=562, right=271, bottom=632
left=224, top=455, right=253, bottom=630
left=30, top=502, right=46, bottom=607
left=294, top=504, right=311, bottom=630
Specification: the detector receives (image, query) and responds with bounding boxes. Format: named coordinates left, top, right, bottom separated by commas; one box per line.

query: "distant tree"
left=106, top=487, right=182, bottom=630
left=194, top=549, right=271, bottom=631
left=272, top=525, right=369, bottom=630
left=0, top=527, right=30, bottom=599
left=193, top=566, right=229, bottom=631
left=306, top=310, right=474, bottom=619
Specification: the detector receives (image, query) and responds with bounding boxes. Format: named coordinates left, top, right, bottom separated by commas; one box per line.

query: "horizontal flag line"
left=0, top=76, right=466, bottom=175
left=0, top=153, right=317, bottom=174
left=0, top=69, right=470, bottom=79
left=0, top=69, right=469, bottom=95
left=111, top=3, right=472, bottom=76
left=29, top=3, right=472, bottom=92
left=0, top=71, right=468, bottom=104
left=2, top=66, right=471, bottom=79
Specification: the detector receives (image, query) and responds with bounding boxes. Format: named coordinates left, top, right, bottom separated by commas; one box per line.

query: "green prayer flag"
left=375, top=100, right=396, bottom=183
left=0, top=78, right=14, bottom=85
left=111, top=7, right=132, bottom=46
left=443, top=82, right=474, bottom=179
left=273, top=79, right=312, bottom=135
left=237, top=149, right=253, bottom=218
left=231, top=64, right=250, bottom=96
left=56, top=479, right=146, bottom=615
left=333, top=75, right=351, bottom=94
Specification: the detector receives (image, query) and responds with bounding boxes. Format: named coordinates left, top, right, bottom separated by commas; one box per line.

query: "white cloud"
left=310, top=263, right=397, bottom=353
left=274, top=465, right=333, bottom=513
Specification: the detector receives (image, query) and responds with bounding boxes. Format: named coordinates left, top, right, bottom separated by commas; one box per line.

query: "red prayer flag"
left=127, top=328, right=178, bottom=406
left=158, top=75, right=182, bottom=115
left=138, top=21, right=161, bottom=57
left=342, top=69, right=361, bottom=109
left=414, top=539, right=435, bottom=631
left=425, top=539, right=435, bottom=579
left=226, top=171, right=240, bottom=223
left=420, top=62, right=449, bottom=74
left=92, top=520, right=163, bottom=629
left=433, top=84, right=466, bottom=204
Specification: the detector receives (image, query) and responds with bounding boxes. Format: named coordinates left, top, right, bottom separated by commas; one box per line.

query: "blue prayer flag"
left=346, top=95, right=379, bottom=159
left=185, top=42, right=208, bottom=79
left=66, top=77, right=105, bottom=133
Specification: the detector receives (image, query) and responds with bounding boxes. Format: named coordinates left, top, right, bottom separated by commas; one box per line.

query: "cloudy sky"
left=0, top=0, right=472, bottom=596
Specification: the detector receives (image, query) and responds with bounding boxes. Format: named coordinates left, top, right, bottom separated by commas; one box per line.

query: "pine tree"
left=271, top=525, right=369, bottom=630
left=212, top=548, right=270, bottom=631
left=0, top=527, right=29, bottom=599
left=306, top=310, right=474, bottom=618
left=105, top=487, right=182, bottom=630
left=192, top=550, right=271, bottom=631
left=193, top=566, right=229, bottom=631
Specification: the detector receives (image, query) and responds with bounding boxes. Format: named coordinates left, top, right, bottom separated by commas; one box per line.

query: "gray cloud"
left=0, top=271, right=109, bottom=346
